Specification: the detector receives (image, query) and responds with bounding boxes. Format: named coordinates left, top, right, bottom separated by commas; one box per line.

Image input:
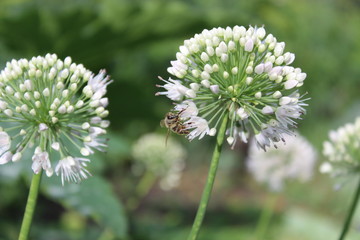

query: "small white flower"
left=32, top=150, right=53, bottom=177
left=55, top=157, right=90, bottom=185
left=174, top=100, right=199, bottom=118
left=156, top=77, right=190, bottom=101
left=185, top=116, right=210, bottom=140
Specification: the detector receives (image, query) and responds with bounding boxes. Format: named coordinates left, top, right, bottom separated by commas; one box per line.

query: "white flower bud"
left=223, top=71, right=229, bottom=79
left=185, top=90, right=196, bottom=98
left=0, top=101, right=8, bottom=110
left=201, top=80, right=210, bottom=88
left=201, top=52, right=209, bottom=62
left=227, top=136, right=235, bottom=145
left=231, top=67, right=238, bottom=75
left=246, top=66, right=253, bottom=74
left=33, top=91, right=40, bottom=99
left=190, top=83, right=200, bottom=91
left=237, top=108, right=249, bottom=120
left=70, top=83, right=77, bottom=91
left=212, top=64, right=219, bottom=72
left=279, top=96, right=292, bottom=105
left=210, top=85, right=220, bottom=94
left=208, top=128, right=217, bottom=136
left=255, top=92, right=262, bottom=99
left=24, top=80, right=32, bottom=91
left=56, top=82, right=64, bottom=89
left=99, top=98, right=109, bottom=107
left=4, top=109, right=13, bottom=116
left=284, top=80, right=298, bottom=89
left=43, top=88, right=50, bottom=97
left=60, top=69, right=69, bottom=79
left=246, top=77, right=253, bottom=85
left=82, top=122, right=90, bottom=130
left=75, top=100, right=84, bottom=108
left=244, top=38, right=254, bottom=52
left=67, top=105, right=74, bottom=113
left=39, top=123, right=48, bottom=132
left=100, top=110, right=109, bottom=118
left=272, top=91, right=282, bottom=98
left=5, top=86, right=14, bottom=94
left=64, top=56, right=72, bottom=67
left=58, top=105, right=66, bottom=114
left=254, top=64, right=265, bottom=74
left=12, top=152, right=22, bottom=162
left=262, top=106, right=274, bottom=115
left=80, top=148, right=90, bottom=156
left=51, top=142, right=60, bottom=151
left=100, top=120, right=110, bottom=128
left=29, top=109, right=36, bottom=116
left=35, top=101, right=41, bottom=108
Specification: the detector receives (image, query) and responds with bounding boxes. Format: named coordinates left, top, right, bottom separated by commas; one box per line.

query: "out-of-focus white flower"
left=0, top=54, right=111, bottom=184
left=247, top=133, right=317, bottom=191
left=131, top=133, right=186, bottom=190
left=321, top=118, right=360, bottom=178
left=156, top=26, right=308, bottom=150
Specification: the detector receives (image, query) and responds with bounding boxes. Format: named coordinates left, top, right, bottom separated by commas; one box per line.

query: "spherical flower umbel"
left=247, top=133, right=317, bottom=191
left=131, top=133, right=186, bottom=190
left=320, top=118, right=360, bottom=178
left=0, top=54, right=111, bottom=184
left=156, top=26, right=308, bottom=150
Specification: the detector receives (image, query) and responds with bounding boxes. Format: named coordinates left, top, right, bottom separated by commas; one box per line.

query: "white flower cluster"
left=247, top=133, right=317, bottom=191
left=156, top=26, right=308, bottom=150
left=0, top=54, right=111, bottom=184
left=321, top=118, right=360, bottom=177
left=131, top=133, right=186, bottom=190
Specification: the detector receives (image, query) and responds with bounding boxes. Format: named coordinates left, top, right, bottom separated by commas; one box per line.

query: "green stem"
left=255, top=193, right=278, bottom=240
left=338, top=176, right=360, bottom=240
left=18, top=171, right=43, bottom=240
left=187, top=114, right=229, bottom=240
left=126, top=170, right=157, bottom=211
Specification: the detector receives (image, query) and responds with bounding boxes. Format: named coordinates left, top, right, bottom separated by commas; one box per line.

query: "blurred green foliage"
left=1, top=0, right=360, bottom=239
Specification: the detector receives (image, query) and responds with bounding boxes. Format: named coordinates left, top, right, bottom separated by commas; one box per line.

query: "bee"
left=160, top=109, right=190, bottom=144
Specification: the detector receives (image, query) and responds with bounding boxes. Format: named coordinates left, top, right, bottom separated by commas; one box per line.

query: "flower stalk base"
left=18, top=171, right=43, bottom=240
left=338, top=176, right=360, bottom=240
left=187, top=114, right=228, bottom=240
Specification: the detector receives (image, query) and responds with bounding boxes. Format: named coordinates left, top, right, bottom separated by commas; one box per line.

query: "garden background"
left=0, top=0, right=360, bottom=239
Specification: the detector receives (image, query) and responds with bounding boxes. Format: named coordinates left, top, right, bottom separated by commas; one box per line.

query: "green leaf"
left=42, top=176, right=128, bottom=238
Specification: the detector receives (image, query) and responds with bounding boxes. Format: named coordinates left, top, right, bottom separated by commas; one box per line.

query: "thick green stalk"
left=187, top=114, right=229, bottom=240
left=338, top=176, right=360, bottom=240
left=18, top=171, right=43, bottom=240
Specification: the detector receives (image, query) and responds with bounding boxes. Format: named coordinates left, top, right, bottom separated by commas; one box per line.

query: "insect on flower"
left=160, top=109, right=190, bottom=144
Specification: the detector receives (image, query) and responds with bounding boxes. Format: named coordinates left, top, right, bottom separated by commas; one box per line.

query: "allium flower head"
left=132, top=133, right=186, bottom=190
left=0, top=54, right=111, bottom=184
left=156, top=26, right=308, bottom=150
left=320, top=118, right=360, bottom=178
left=247, top=133, right=317, bottom=191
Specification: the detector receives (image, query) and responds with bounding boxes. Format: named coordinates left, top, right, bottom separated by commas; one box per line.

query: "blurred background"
left=0, top=0, right=360, bottom=239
